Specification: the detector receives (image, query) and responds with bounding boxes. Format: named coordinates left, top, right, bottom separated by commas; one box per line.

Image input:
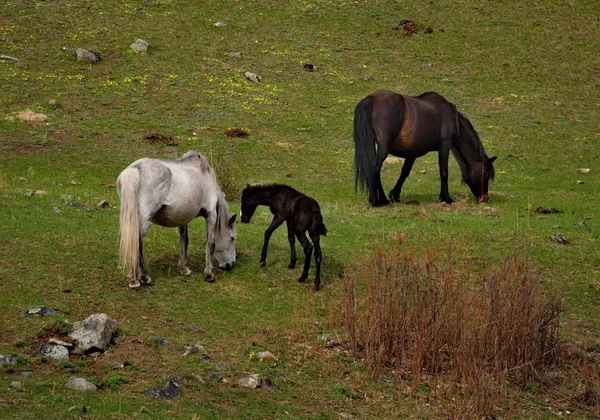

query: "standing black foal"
left=240, top=184, right=327, bottom=291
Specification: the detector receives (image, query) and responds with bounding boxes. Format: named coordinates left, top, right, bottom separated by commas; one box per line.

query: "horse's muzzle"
left=221, top=262, right=235, bottom=271
left=240, top=215, right=249, bottom=223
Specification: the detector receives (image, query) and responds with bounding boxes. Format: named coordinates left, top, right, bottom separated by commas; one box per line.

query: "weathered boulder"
left=66, top=377, right=97, bottom=391
left=68, top=313, right=118, bottom=355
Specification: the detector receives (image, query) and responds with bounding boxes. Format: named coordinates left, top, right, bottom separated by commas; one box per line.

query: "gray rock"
left=0, top=354, right=18, bottom=367
left=68, top=313, right=118, bottom=355
left=66, top=377, right=97, bottom=391
left=144, top=377, right=180, bottom=400
left=37, top=344, right=70, bottom=361
left=76, top=48, right=100, bottom=63
left=130, top=39, right=149, bottom=53
left=10, top=381, right=22, bottom=390
left=213, top=21, right=228, bottom=27
left=227, top=50, right=242, bottom=59
left=237, top=374, right=261, bottom=389
left=263, top=377, right=278, bottom=390
left=20, top=307, right=59, bottom=317
left=244, top=72, right=261, bottom=83
left=209, top=372, right=223, bottom=382
left=257, top=351, right=278, bottom=362
left=17, top=371, right=33, bottom=378
left=549, top=233, right=569, bottom=245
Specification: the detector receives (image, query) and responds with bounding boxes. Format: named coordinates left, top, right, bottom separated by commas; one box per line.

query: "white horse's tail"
left=118, top=167, right=140, bottom=280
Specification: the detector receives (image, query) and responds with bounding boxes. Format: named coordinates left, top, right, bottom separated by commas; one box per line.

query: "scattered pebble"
left=227, top=50, right=242, bottom=59
left=303, top=63, right=316, bottom=72
left=213, top=21, right=228, bottom=27
left=237, top=374, right=261, bottom=389
left=258, top=351, right=278, bottom=362
left=244, top=72, right=261, bottom=83
left=130, top=39, right=149, bottom=53
left=549, top=233, right=569, bottom=245
left=20, top=307, right=59, bottom=317
left=144, top=377, right=180, bottom=400
left=10, top=381, right=22, bottom=390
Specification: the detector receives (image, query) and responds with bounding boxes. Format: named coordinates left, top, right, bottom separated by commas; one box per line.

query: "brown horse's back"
left=367, top=90, right=458, bottom=158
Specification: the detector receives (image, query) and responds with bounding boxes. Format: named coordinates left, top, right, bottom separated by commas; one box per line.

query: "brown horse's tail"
left=117, top=167, right=140, bottom=281
left=353, top=96, right=378, bottom=202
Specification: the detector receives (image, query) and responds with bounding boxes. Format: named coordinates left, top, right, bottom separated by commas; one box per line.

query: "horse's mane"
left=451, top=112, right=489, bottom=183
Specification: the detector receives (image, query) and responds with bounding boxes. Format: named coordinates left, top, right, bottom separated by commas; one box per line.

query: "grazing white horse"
left=117, top=151, right=237, bottom=288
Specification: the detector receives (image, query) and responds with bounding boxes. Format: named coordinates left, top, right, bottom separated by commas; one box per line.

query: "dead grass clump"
left=342, top=241, right=561, bottom=416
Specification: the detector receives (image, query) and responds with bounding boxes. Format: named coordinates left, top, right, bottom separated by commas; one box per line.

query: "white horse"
left=117, top=151, right=237, bottom=288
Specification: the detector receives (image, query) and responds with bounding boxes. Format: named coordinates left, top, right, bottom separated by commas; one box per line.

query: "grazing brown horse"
left=240, top=184, right=327, bottom=291
left=353, top=90, right=496, bottom=206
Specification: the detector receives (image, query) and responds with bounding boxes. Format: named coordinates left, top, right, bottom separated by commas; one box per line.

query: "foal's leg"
left=389, top=157, right=416, bottom=203
left=310, top=232, right=322, bottom=291
left=260, top=216, right=285, bottom=267
left=204, top=213, right=217, bottom=282
left=287, top=222, right=297, bottom=269
left=296, top=231, right=313, bottom=283
left=178, top=225, right=192, bottom=276
left=438, top=141, right=454, bottom=203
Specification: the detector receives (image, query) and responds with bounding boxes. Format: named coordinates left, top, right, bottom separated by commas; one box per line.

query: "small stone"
left=209, top=372, right=223, bottom=382
left=144, top=377, right=180, bottom=400
left=199, top=354, right=212, bottom=362
left=303, top=63, right=316, bottom=72
left=215, top=363, right=228, bottom=371
left=549, top=233, right=569, bottom=245
left=227, top=50, right=242, bottom=59
left=237, top=374, right=261, bottom=389
left=579, top=168, right=590, bottom=174
left=18, top=371, right=33, bottom=378
left=66, top=377, right=97, bottom=391
left=0, top=354, right=18, bottom=367
left=76, top=48, right=101, bottom=63
left=213, top=21, right=228, bottom=27
left=130, top=39, right=149, bottom=53
left=97, top=200, right=109, bottom=209
left=244, top=72, right=261, bottom=83
left=182, top=343, right=205, bottom=357
left=37, top=344, right=70, bottom=362
left=257, top=351, right=278, bottom=362
left=10, top=381, right=22, bottom=390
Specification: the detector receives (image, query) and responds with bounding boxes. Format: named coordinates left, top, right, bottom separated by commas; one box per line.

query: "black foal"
left=240, top=184, right=327, bottom=291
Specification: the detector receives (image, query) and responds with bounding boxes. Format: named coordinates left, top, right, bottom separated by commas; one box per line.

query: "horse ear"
left=228, top=214, right=237, bottom=226
left=489, top=156, right=497, bottom=164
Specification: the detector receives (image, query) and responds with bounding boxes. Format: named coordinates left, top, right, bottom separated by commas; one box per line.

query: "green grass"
left=1, top=0, right=599, bottom=418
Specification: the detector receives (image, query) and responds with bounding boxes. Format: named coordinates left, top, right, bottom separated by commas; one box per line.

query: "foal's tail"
left=117, top=167, right=140, bottom=280
left=353, top=96, right=377, bottom=202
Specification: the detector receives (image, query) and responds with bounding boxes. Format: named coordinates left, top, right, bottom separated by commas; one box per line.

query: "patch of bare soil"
left=393, top=20, right=434, bottom=36
left=225, top=128, right=249, bottom=138
left=16, top=109, right=49, bottom=122
left=143, top=133, right=178, bottom=146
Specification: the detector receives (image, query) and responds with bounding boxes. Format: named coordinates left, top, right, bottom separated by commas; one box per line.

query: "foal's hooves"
left=205, top=274, right=215, bottom=283
left=297, top=275, right=307, bottom=283
left=129, top=280, right=141, bottom=289
left=288, top=260, right=297, bottom=269
left=389, top=192, right=400, bottom=203
left=260, top=260, right=266, bottom=268
left=140, top=276, right=152, bottom=285
left=180, top=267, right=192, bottom=276
left=312, top=283, right=320, bottom=292
left=371, top=198, right=390, bottom=207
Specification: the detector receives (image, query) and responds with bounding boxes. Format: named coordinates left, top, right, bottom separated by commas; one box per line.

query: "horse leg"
left=310, top=232, right=322, bottom=291
left=178, top=225, right=192, bottom=276
left=204, top=213, right=217, bottom=282
left=389, top=157, right=416, bottom=203
left=438, top=141, right=454, bottom=203
left=260, top=216, right=285, bottom=267
left=287, top=222, right=297, bottom=269
left=296, top=232, right=313, bottom=283
left=129, top=220, right=152, bottom=288
left=372, top=146, right=390, bottom=206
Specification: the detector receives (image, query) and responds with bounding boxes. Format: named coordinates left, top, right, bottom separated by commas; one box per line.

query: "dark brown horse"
left=353, top=90, right=496, bottom=206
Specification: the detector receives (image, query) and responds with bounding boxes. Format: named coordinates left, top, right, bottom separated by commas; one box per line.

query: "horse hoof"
left=260, top=260, right=266, bottom=268
left=298, top=276, right=307, bottom=283
left=371, top=199, right=390, bottom=207
left=140, top=276, right=152, bottom=285
left=312, top=284, right=320, bottom=292
left=288, top=261, right=296, bottom=269
left=180, top=267, right=192, bottom=276
left=205, top=275, right=215, bottom=283
left=129, top=281, right=141, bottom=289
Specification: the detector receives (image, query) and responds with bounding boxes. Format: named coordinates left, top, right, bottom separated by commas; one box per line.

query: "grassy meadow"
left=1, top=0, right=599, bottom=418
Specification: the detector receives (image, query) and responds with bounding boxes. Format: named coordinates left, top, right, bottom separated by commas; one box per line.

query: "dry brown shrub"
left=342, top=240, right=562, bottom=416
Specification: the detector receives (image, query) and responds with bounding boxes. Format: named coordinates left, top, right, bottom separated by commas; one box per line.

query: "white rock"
left=66, top=377, right=97, bottom=391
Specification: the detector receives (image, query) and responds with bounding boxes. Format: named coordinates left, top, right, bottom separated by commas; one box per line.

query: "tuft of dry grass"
left=342, top=239, right=562, bottom=416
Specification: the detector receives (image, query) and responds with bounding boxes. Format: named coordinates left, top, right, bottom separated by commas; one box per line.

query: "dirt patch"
left=393, top=20, right=434, bottom=36
left=143, top=133, right=178, bottom=146
left=225, top=128, right=249, bottom=138
left=535, top=207, right=562, bottom=214
left=16, top=109, right=49, bottom=122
